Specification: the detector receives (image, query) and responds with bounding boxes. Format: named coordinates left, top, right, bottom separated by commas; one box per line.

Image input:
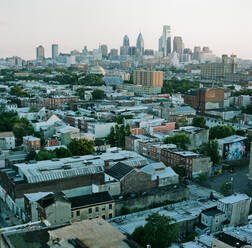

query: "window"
left=71, top=212, right=74, bottom=218
left=102, top=206, right=106, bottom=211
left=88, top=208, right=92, bottom=214
left=109, top=213, right=113, bottom=218
left=96, top=207, right=99, bottom=212
left=102, top=215, right=105, bottom=219
left=109, top=204, right=112, bottom=210
left=76, top=210, right=80, bottom=217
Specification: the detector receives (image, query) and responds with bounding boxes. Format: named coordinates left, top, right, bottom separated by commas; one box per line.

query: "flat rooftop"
left=109, top=199, right=217, bottom=235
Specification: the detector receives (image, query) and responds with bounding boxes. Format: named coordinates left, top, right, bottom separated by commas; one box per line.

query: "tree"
left=54, top=147, right=72, bottom=158
left=92, top=89, right=105, bottom=100
left=192, top=116, right=207, bottom=128
left=131, top=213, right=179, bottom=248
left=10, top=85, right=30, bottom=97
left=78, top=74, right=104, bottom=86
left=164, top=133, right=191, bottom=149
left=25, top=150, right=36, bottom=161
left=198, top=140, right=220, bottom=164
left=175, top=117, right=187, bottom=129
left=67, top=138, right=95, bottom=156
left=107, top=126, right=116, bottom=147
left=35, top=150, right=56, bottom=161
left=209, top=125, right=235, bottom=140
left=76, top=87, right=86, bottom=100
left=220, top=182, right=232, bottom=196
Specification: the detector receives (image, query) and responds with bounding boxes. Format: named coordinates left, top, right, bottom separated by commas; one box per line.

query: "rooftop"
left=105, top=162, right=134, bottom=180
left=218, top=135, right=247, bottom=144
left=219, top=193, right=250, bottom=204
left=69, top=192, right=113, bottom=209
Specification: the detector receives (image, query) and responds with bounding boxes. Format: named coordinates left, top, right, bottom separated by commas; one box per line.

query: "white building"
left=0, top=132, right=15, bottom=150
left=87, top=122, right=116, bottom=138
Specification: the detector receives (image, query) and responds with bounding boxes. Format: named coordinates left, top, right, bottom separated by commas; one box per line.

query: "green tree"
left=35, top=150, right=56, bottom=161
left=220, top=182, right=232, bottom=196
left=25, top=150, right=37, bottom=161
left=76, top=87, right=86, bottom=100
left=107, top=126, right=116, bottom=147
left=192, top=116, right=207, bottom=128
left=198, top=140, right=220, bottom=164
left=54, top=147, right=72, bottom=158
left=92, top=89, right=105, bottom=100
left=209, top=125, right=235, bottom=140
left=10, top=85, right=30, bottom=97
left=131, top=213, right=179, bottom=248
left=67, top=138, right=95, bottom=156
left=175, top=117, right=187, bottom=129
left=78, top=74, right=104, bottom=86
left=164, top=133, right=191, bottom=149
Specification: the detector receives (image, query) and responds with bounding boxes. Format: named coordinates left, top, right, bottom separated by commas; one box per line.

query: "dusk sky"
left=0, top=0, right=251, bottom=60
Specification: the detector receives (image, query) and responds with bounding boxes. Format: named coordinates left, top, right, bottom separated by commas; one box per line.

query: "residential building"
left=0, top=132, right=15, bottom=150
left=23, top=136, right=40, bottom=151
left=133, top=70, right=163, bottom=87
left=70, top=192, right=115, bottom=221
left=42, top=96, right=79, bottom=109
left=87, top=122, right=116, bottom=138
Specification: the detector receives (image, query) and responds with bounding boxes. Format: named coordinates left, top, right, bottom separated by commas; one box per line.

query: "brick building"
left=23, top=136, right=41, bottom=151
left=43, top=96, right=79, bottom=109
left=184, top=88, right=224, bottom=113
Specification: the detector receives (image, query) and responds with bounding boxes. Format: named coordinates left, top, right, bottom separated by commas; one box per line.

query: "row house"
left=43, top=96, right=79, bottom=109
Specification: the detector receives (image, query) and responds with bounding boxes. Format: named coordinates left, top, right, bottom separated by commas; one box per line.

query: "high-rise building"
left=136, top=33, right=144, bottom=56
left=36, top=45, right=45, bottom=60
left=52, top=44, right=58, bottom=59
left=162, top=25, right=172, bottom=57
left=129, top=46, right=137, bottom=56
left=158, top=36, right=163, bottom=52
left=123, top=35, right=130, bottom=47
left=133, top=70, right=163, bottom=87
left=173, top=36, right=184, bottom=55
left=100, top=44, right=108, bottom=58
left=109, top=49, right=118, bottom=60
left=202, top=47, right=210, bottom=53
left=193, top=46, right=201, bottom=61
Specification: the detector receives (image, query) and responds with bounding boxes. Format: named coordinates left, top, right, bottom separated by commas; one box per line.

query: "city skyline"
left=1, top=0, right=252, bottom=60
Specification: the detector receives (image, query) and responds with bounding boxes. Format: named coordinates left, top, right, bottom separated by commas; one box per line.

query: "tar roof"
left=105, top=162, right=134, bottom=180
left=69, top=192, right=113, bottom=209
left=202, top=206, right=224, bottom=216
left=214, top=232, right=248, bottom=247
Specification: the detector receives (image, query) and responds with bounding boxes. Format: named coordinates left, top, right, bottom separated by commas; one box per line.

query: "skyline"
left=1, top=0, right=252, bottom=60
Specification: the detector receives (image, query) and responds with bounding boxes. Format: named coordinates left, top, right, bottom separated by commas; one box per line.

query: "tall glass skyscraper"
left=162, top=25, right=171, bottom=57
left=136, top=32, right=144, bottom=56
left=52, top=44, right=59, bottom=59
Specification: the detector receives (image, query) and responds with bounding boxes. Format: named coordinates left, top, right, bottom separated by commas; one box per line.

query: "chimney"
left=104, top=160, right=110, bottom=170
left=156, top=176, right=160, bottom=186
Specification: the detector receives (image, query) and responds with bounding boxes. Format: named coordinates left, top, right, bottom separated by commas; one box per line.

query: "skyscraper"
left=123, top=35, right=130, bottom=47
left=193, top=46, right=201, bottom=61
left=100, top=44, right=108, bottom=58
left=36, top=45, right=45, bottom=60
left=52, top=44, right=58, bottom=59
left=173, top=36, right=184, bottom=55
left=162, top=25, right=171, bottom=57
left=158, top=36, right=163, bottom=52
left=136, top=32, right=144, bottom=56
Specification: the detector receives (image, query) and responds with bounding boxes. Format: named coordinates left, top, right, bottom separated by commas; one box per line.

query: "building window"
left=76, top=211, right=80, bottom=217
left=89, top=208, right=92, bottom=214
left=102, top=206, right=106, bottom=211
left=96, top=207, right=99, bottom=212
left=109, top=204, right=112, bottom=210
left=71, top=212, right=74, bottom=218
left=102, top=215, right=105, bottom=219
left=109, top=213, right=113, bottom=218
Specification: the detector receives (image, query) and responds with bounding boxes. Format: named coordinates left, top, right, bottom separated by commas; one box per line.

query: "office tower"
left=173, top=36, right=184, bottom=55
left=109, top=49, right=118, bottom=60
left=52, top=44, right=58, bottom=59
left=123, top=35, right=130, bottom=47
left=136, top=32, right=144, bottom=56
left=202, top=47, right=210, bottom=53
left=36, top=45, right=45, bottom=60
left=82, top=46, right=88, bottom=55
left=162, top=25, right=172, bottom=57
left=193, top=46, right=201, bottom=61
left=158, top=36, right=163, bottom=52
left=129, top=46, right=137, bottom=56
left=184, top=48, right=192, bottom=55
left=144, top=49, right=154, bottom=56
left=100, top=44, right=108, bottom=58
left=133, top=70, right=163, bottom=87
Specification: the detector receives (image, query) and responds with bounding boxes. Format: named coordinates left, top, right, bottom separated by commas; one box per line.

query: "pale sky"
left=0, top=0, right=251, bottom=60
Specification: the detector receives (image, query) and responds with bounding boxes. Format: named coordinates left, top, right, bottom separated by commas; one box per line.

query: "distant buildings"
left=100, top=44, right=108, bottom=58
left=173, top=36, right=184, bottom=55
left=51, top=44, right=58, bottom=59
left=0, top=132, right=15, bottom=150
left=36, top=45, right=45, bottom=60
left=136, top=32, right=144, bottom=56
left=161, top=25, right=172, bottom=57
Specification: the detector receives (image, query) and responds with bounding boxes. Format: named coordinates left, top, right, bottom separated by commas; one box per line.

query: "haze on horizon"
left=0, top=0, right=251, bottom=60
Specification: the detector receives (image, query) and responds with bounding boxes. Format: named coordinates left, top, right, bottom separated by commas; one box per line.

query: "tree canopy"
left=162, top=78, right=200, bottom=94
left=67, top=138, right=95, bottom=156
left=10, top=85, right=30, bottom=97
left=198, top=140, right=221, bottom=164
left=192, top=116, right=207, bottom=128
left=209, top=125, right=235, bottom=140
left=78, top=74, right=104, bottom=86
left=164, top=133, right=191, bottom=149
left=92, top=89, right=105, bottom=100
left=107, top=124, right=131, bottom=148
left=131, top=213, right=179, bottom=248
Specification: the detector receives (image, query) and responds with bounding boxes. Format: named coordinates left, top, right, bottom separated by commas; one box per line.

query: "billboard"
left=223, top=140, right=248, bottom=161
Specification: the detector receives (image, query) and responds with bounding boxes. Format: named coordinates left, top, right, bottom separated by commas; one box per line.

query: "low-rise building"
left=23, top=136, right=40, bottom=151
left=0, top=132, right=15, bottom=150
left=70, top=192, right=115, bottom=221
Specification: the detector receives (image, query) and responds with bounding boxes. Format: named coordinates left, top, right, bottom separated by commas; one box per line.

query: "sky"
left=0, top=0, right=252, bottom=60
